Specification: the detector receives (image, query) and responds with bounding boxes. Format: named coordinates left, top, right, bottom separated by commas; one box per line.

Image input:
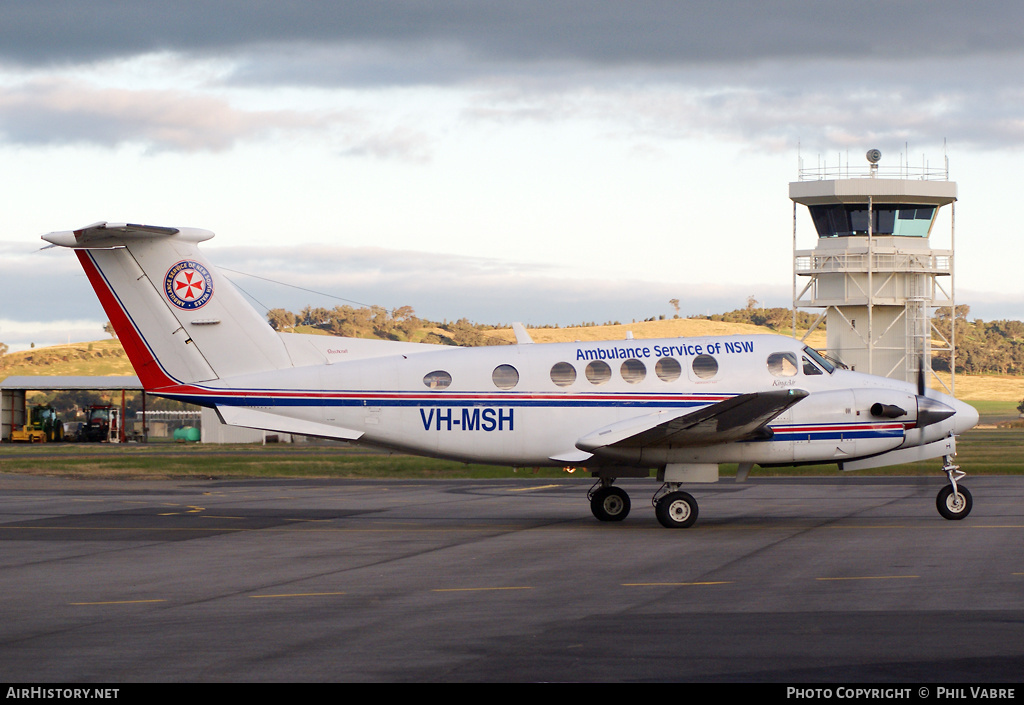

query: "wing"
left=216, top=405, right=364, bottom=442
left=576, top=389, right=808, bottom=453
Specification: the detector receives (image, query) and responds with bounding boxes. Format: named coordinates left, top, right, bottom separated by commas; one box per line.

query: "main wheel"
left=655, top=491, right=698, bottom=529
left=590, top=486, right=631, bottom=522
left=936, top=484, right=972, bottom=520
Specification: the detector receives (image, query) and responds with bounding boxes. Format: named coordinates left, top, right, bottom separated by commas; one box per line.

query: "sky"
left=2, top=1, right=1024, bottom=351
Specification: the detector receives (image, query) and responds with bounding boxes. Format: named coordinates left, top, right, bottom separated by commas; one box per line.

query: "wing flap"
left=577, top=389, right=808, bottom=452
left=216, top=405, right=364, bottom=442
left=548, top=449, right=594, bottom=463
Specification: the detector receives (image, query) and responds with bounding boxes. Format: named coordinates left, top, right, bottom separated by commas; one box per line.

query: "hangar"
left=1, top=375, right=289, bottom=443
left=1, top=375, right=142, bottom=443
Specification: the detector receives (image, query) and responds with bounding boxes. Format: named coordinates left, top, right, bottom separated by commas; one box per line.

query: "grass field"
left=2, top=424, right=1020, bottom=479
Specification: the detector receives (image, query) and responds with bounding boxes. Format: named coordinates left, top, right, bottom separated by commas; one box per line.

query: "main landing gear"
left=652, top=486, right=699, bottom=529
left=588, top=480, right=631, bottom=522
left=937, top=454, right=972, bottom=520
left=588, top=479, right=699, bottom=528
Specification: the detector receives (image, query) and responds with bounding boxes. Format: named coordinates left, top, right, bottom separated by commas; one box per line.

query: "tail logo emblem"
left=164, top=260, right=214, bottom=310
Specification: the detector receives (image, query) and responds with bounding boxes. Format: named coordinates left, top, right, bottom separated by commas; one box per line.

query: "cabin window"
left=423, top=370, right=452, bottom=390
left=691, top=354, right=719, bottom=379
left=655, top=357, right=681, bottom=382
left=585, top=360, right=612, bottom=385
left=620, top=358, right=646, bottom=384
left=550, top=362, right=576, bottom=387
left=767, top=352, right=798, bottom=377
left=492, top=364, right=520, bottom=390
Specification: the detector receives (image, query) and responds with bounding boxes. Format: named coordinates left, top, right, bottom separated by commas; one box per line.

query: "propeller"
left=915, top=353, right=956, bottom=427
left=918, top=354, right=926, bottom=397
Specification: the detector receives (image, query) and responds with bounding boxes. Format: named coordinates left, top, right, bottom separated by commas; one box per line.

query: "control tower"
left=791, top=150, right=957, bottom=388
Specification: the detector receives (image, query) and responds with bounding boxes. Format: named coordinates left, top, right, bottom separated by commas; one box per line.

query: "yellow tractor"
left=10, top=405, right=63, bottom=443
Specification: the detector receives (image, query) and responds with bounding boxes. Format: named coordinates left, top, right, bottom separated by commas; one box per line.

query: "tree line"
left=932, top=306, right=1024, bottom=375
left=262, top=301, right=1024, bottom=375
left=266, top=305, right=509, bottom=347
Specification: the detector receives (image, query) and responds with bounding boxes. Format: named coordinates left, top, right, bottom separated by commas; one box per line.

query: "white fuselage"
left=160, top=333, right=977, bottom=469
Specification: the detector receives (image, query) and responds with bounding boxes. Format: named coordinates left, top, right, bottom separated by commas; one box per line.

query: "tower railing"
left=798, top=164, right=949, bottom=181
left=795, top=251, right=952, bottom=275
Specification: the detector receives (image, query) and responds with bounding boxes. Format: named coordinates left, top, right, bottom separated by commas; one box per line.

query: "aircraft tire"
left=655, top=491, right=698, bottom=529
left=936, top=484, right=972, bottom=520
left=590, top=487, right=630, bottom=522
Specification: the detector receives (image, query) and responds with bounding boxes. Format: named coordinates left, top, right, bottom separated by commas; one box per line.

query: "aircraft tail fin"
left=43, top=222, right=292, bottom=390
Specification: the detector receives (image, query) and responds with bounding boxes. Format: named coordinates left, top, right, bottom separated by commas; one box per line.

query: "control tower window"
left=810, top=204, right=935, bottom=238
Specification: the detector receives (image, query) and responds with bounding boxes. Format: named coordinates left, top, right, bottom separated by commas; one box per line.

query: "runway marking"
left=816, top=575, right=919, bottom=581
left=506, top=485, right=561, bottom=492
left=250, top=592, right=347, bottom=599
left=431, top=586, right=533, bottom=592
left=622, top=581, right=732, bottom=587
left=70, top=599, right=166, bottom=605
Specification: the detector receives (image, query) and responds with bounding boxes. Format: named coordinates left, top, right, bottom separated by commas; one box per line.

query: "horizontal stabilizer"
left=42, top=222, right=212, bottom=249
left=217, top=405, right=364, bottom=442
left=577, top=389, right=808, bottom=452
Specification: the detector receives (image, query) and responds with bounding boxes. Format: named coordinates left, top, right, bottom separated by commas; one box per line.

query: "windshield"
left=802, top=346, right=835, bottom=374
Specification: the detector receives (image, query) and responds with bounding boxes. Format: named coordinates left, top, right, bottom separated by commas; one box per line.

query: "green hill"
left=1, top=339, right=134, bottom=377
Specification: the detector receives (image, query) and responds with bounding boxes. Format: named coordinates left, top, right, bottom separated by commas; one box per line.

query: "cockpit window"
left=802, top=356, right=824, bottom=375
left=802, top=346, right=835, bottom=373
left=767, top=352, right=798, bottom=378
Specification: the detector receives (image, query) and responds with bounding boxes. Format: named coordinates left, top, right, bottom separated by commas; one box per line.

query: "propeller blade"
left=918, top=354, right=926, bottom=396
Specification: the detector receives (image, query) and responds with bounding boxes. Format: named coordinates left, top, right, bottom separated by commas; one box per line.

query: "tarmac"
left=1, top=473, right=1022, bottom=682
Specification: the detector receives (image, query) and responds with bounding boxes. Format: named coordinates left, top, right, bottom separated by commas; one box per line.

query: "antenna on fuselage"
left=512, top=322, right=534, bottom=344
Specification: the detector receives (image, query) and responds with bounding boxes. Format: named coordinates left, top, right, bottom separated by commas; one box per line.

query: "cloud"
left=338, top=125, right=434, bottom=162
left=2, top=3, right=1024, bottom=154
left=4, top=239, right=1017, bottom=352
left=0, top=78, right=336, bottom=151
left=209, top=243, right=790, bottom=326
left=3, top=2, right=1023, bottom=74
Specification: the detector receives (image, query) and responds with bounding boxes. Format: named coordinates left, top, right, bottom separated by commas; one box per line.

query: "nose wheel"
left=937, top=455, right=972, bottom=520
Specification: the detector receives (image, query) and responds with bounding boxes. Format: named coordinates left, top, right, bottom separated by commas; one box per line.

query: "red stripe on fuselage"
left=75, top=249, right=178, bottom=391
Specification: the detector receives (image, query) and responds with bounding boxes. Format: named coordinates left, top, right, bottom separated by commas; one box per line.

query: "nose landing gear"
left=937, top=455, right=972, bottom=520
